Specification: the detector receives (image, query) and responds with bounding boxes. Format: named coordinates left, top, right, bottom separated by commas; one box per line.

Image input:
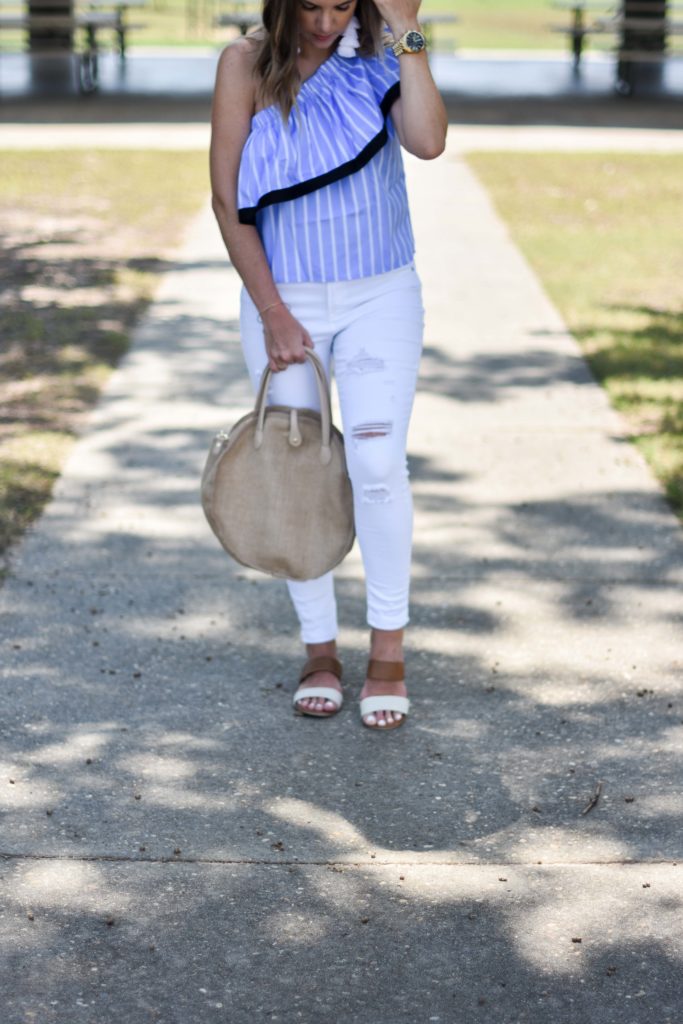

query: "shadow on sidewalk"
left=2, top=201, right=683, bottom=1021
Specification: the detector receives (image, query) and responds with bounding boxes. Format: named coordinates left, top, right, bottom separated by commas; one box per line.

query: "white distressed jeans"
left=239, top=263, right=424, bottom=643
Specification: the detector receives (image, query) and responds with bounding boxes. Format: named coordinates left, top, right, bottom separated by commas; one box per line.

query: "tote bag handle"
left=253, top=350, right=333, bottom=465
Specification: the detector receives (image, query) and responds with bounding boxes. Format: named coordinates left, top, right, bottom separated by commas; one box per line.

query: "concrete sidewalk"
left=3, top=120, right=683, bottom=151
left=1, top=134, right=682, bottom=1023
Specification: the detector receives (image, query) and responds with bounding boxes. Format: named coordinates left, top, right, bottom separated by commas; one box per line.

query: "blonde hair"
left=255, top=0, right=385, bottom=119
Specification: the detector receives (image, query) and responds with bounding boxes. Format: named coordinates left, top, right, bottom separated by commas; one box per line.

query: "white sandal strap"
left=359, top=695, right=410, bottom=716
left=293, top=686, right=343, bottom=708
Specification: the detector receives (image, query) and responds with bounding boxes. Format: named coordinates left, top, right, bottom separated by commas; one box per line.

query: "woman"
left=210, top=0, right=447, bottom=729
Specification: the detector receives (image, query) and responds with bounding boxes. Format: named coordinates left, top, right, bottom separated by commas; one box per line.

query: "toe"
left=296, top=689, right=340, bottom=714
left=364, top=708, right=404, bottom=726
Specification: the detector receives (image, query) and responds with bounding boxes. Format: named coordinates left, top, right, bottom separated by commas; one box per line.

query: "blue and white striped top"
left=237, top=48, right=414, bottom=284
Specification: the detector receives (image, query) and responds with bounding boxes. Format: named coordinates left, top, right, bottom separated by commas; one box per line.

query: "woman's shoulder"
left=215, top=33, right=261, bottom=88
left=213, top=34, right=264, bottom=119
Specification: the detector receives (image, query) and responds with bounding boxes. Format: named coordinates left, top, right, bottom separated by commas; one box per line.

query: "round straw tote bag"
left=201, top=350, right=355, bottom=581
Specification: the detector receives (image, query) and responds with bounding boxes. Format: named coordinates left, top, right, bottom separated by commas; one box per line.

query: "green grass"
left=466, top=151, right=683, bottom=519
left=421, top=0, right=562, bottom=51
left=0, top=150, right=210, bottom=566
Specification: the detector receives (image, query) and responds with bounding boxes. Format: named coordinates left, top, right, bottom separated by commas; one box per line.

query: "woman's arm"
left=209, top=40, right=314, bottom=372
left=373, top=0, right=447, bottom=159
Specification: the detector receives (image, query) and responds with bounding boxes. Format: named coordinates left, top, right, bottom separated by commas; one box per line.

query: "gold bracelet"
left=258, top=300, right=286, bottom=316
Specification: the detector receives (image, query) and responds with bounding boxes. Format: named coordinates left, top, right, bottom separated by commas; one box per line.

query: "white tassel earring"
left=337, top=15, right=360, bottom=57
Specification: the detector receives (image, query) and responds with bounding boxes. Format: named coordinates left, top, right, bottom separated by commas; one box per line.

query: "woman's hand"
left=371, top=0, right=422, bottom=37
left=261, top=304, right=314, bottom=373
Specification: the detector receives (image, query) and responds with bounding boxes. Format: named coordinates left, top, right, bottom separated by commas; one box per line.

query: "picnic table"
left=0, top=0, right=146, bottom=90
left=550, top=0, right=683, bottom=92
left=81, top=0, right=146, bottom=57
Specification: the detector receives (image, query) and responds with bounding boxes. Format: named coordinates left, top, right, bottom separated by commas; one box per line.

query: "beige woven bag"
left=201, top=350, right=355, bottom=581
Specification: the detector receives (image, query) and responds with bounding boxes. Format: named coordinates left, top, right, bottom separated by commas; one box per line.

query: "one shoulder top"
left=237, top=48, right=414, bottom=284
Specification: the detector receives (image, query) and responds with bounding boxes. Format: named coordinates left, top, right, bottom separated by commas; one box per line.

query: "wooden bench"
left=551, top=1, right=619, bottom=68
left=80, top=0, right=146, bottom=58
left=0, top=1, right=146, bottom=90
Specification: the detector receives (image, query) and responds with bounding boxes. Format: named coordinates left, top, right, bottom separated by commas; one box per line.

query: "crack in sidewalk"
left=0, top=851, right=678, bottom=867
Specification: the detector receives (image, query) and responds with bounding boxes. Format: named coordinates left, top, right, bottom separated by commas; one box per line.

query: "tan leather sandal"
left=359, top=659, right=410, bottom=731
left=292, top=656, right=344, bottom=718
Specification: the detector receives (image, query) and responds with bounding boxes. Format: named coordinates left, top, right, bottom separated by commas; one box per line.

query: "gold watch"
left=391, top=29, right=427, bottom=56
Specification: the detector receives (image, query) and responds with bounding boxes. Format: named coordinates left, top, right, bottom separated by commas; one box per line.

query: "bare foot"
left=295, top=640, right=342, bottom=715
left=359, top=628, right=407, bottom=728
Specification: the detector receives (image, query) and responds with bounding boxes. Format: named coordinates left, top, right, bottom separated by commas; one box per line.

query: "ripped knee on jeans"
left=362, top=484, right=393, bottom=504
left=351, top=422, right=398, bottom=503
left=351, top=421, right=393, bottom=443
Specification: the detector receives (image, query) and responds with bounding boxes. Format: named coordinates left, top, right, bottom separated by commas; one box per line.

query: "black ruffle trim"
left=238, top=81, right=401, bottom=225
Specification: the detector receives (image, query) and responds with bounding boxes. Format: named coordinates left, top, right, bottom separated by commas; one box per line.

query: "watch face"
left=405, top=30, right=425, bottom=52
